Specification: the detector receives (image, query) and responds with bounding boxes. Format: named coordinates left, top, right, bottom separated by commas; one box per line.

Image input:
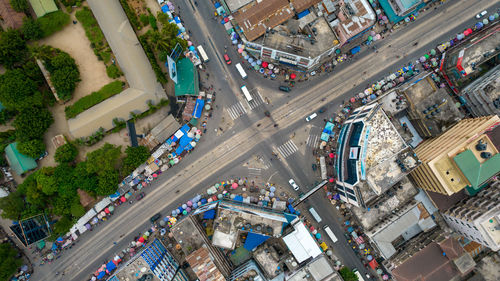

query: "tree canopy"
left=86, top=143, right=121, bottom=175
left=44, top=51, right=80, bottom=101
left=54, top=142, right=78, bottom=164
left=0, top=243, right=23, bottom=281
left=0, top=191, right=24, bottom=220
left=17, top=138, right=45, bottom=159
left=13, top=107, right=53, bottom=142
left=0, top=69, right=39, bottom=110
left=21, top=17, right=43, bottom=41
left=122, top=146, right=149, bottom=175
left=0, top=29, right=27, bottom=69
left=9, top=0, right=28, bottom=12
left=339, top=267, right=358, bottom=281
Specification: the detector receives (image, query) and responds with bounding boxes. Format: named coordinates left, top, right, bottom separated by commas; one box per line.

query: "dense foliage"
left=0, top=29, right=28, bottom=69
left=339, top=267, right=358, bottom=281
left=0, top=243, right=23, bottom=281
left=139, top=35, right=167, bottom=84
left=54, top=142, right=78, bottom=163
left=122, top=146, right=150, bottom=175
left=106, top=64, right=122, bottom=78
left=21, top=18, right=43, bottom=41
left=0, top=69, right=40, bottom=110
left=13, top=107, right=53, bottom=142
left=37, top=11, right=70, bottom=38
left=44, top=51, right=80, bottom=101
left=119, top=0, right=140, bottom=30
left=9, top=0, right=28, bottom=12
left=17, top=139, right=46, bottom=159
left=65, top=81, right=124, bottom=119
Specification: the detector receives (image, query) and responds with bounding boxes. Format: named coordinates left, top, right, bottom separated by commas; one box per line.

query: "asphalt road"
left=32, top=0, right=500, bottom=280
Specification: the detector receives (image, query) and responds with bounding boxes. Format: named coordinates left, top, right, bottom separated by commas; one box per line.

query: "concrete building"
left=229, top=259, right=267, bottom=281
left=286, top=254, right=342, bottom=281
left=186, top=246, right=226, bottom=281
left=329, top=0, right=376, bottom=45
left=335, top=103, right=419, bottom=208
left=282, top=218, right=322, bottom=264
left=365, top=201, right=437, bottom=259
left=442, top=183, right=500, bottom=251
left=459, top=64, right=500, bottom=117
left=410, top=115, right=500, bottom=196
left=390, top=237, right=476, bottom=281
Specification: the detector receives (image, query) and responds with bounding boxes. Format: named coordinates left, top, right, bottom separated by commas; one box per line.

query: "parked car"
left=476, top=10, right=487, bottom=19
left=288, top=179, right=300, bottom=191
left=312, top=164, right=317, bottom=171
left=305, top=112, right=318, bottom=122
left=37, top=151, right=48, bottom=161
left=224, top=54, right=231, bottom=64
left=319, top=107, right=326, bottom=113
left=150, top=213, right=161, bottom=223
left=279, top=86, right=291, bottom=92
left=135, top=192, right=145, bottom=201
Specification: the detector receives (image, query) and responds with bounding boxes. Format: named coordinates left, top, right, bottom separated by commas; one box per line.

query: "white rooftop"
left=283, top=219, right=322, bottom=263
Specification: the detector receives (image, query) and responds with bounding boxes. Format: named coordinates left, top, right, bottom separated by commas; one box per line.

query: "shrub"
left=17, top=139, right=46, bottom=159
left=21, top=17, right=43, bottom=40
left=139, top=14, right=149, bottom=26
left=10, top=0, right=28, bottom=12
left=65, top=81, right=124, bottom=119
left=75, top=7, right=104, bottom=45
left=38, top=11, right=71, bottom=38
left=100, top=50, right=111, bottom=63
left=106, top=64, right=122, bottom=78
left=149, top=15, right=158, bottom=30
left=139, top=35, right=167, bottom=84
left=119, top=0, right=140, bottom=30
left=54, top=142, right=78, bottom=163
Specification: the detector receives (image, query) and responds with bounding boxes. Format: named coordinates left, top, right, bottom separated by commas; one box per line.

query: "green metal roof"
left=29, top=0, right=58, bottom=18
left=453, top=149, right=500, bottom=191
left=4, top=142, right=37, bottom=175
left=174, top=58, right=199, bottom=97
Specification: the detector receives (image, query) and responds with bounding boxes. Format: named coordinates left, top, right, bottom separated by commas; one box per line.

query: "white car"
left=306, top=113, right=318, bottom=122
left=476, top=10, right=487, bottom=19
left=288, top=179, right=300, bottom=191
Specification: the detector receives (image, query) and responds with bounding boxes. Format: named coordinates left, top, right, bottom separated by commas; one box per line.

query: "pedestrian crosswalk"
left=306, top=134, right=320, bottom=147
left=227, top=102, right=247, bottom=120
left=276, top=140, right=299, bottom=158
left=248, top=167, right=261, bottom=176
left=247, top=89, right=265, bottom=110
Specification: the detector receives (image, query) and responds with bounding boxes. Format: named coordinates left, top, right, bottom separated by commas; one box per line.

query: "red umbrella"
left=350, top=97, right=356, bottom=103
left=329, top=153, right=335, bottom=158
left=290, top=73, right=296, bottom=79
left=329, top=178, right=335, bottom=183
left=224, top=17, right=229, bottom=23
left=138, top=237, right=145, bottom=243
left=104, top=208, right=110, bottom=214
left=262, top=61, right=268, bottom=68
left=120, top=196, right=126, bottom=202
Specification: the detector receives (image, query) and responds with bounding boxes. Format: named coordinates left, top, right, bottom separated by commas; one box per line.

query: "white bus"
left=309, top=207, right=322, bottom=223
left=353, top=269, right=365, bottom=281
left=241, top=85, right=253, bottom=102
left=235, top=63, right=247, bottom=79
left=197, top=45, right=209, bottom=62
left=323, top=225, right=338, bottom=243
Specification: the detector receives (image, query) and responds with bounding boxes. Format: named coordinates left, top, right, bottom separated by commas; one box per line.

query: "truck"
left=309, top=207, right=322, bottom=223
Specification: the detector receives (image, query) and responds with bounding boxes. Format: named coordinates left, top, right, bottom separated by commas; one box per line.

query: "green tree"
left=0, top=243, right=23, bottom=281
left=13, top=107, right=53, bottom=141
left=70, top=201, right=85, bottom=217
left=0, top=29, right=27, bottom=69
left=139, top=14, right=149, bottom=26
left=122, top=145, right=149, bottom=175
left=339, top=267, right=358, bottom=281
left=22, top=60, right=45, bottom=88
left=0, top=69, right=38, bottom=110
left=54, top=142, right=78, bottom=163
left=21, top=17, right=43, bottom=40
left=0, top=191, right=24, bottom=220
left=73, top=162, right=98, bottom=194
left=106, top=64, right=122, bottom=78
left=17, top=139, right=46, bottom=159
left=35, top=167, right=57, bottom=195
left=9, top=0, right=28, bottom=12
left=52, top=215, right=73, bottom=235
left=45, top=52, right=80, bottom=101
left=96, top=170, right=119, bottom=196
left=86, top=143, right=121, bottom=175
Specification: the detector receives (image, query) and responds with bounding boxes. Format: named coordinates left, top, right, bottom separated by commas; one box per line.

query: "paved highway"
left=33, top=0, right=500, bottom=280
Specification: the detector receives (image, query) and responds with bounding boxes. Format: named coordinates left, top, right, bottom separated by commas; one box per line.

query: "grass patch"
left=38, top=11, right=70, bottom=37
left=65, top=81, right=124, bottom=119
left=75, top=7, right=104, bottom=46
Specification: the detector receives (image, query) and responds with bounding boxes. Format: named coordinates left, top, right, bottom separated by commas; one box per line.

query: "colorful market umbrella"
left=329, top=153, right=335, bottom=158
left=104, top=208, right=110, bottom=214
left=262, top=61, right=268, bottom=68
left=430, top=49, right=436, bottom=56
left=232, top=182, right=238, bottom=188
left=290, top=73, right=296, bottom=79
left=120, top=196, right=126, bottom=202
left=329, top=178, right=335, bottom=183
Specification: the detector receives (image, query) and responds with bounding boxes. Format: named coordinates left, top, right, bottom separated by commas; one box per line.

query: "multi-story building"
left=410, top=115, right=500, bottom=196
left=442, top=183, right=500, bottom=251
left=459, top=64, right=500, bottom=117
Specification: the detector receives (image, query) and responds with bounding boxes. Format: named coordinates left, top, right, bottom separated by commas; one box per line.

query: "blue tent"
left=174, top=17, right=181, bottom=24
left=287, top=204, right=296, bottom=213
left=193, top=99, right=205, bottom=118
left=203, top=209, right=216, bottom=219
left=200, top=198, right=208, bottom=204
left=161, top=5, right=169, bottom=13
left=350, top=46, right=361, bottom=55
left=214, top=2, right=221, bottom=8
left=297, top=9, right=310, bottom=19
left=106, top=261, right=116, bottom=272
left=243, top=232, right=269, bottom=251
left=321, top=132, right=330, bottom=142
left=180, top=124, right=190, bottom=134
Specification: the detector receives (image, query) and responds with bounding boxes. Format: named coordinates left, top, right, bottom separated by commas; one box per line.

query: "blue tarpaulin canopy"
left=234, top=195, right=243, bottom=202
left=351, top=46, right=361, bottom=54
left=243, top=232, right=269, bottom=251
left=161, top=5, right=169, bottom=13
left=321, top=132, right=330, bottom=142
left=203, top=209, right=216, bottom=219
left=193, top=99, right=205, bottom=118
left=297, top=9, right=310, bottom=19
left=287, top=204, right=296, bottom=214
left=97, top=271, right=106, bottom=280
left=214, top=2, right=221, bottom=8
left=106, top=261, right=116, bottom=272
left=179, top=135, right=193, bottom=148
left=324, top=122, right=334, bottom=133
left=180, top=124, right=190, bottom=134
